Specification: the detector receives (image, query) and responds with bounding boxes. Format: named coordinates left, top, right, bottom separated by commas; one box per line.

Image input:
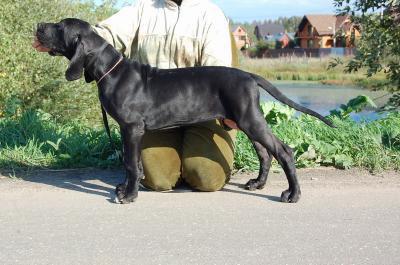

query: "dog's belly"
left=144, top=107, right=226, bottom=130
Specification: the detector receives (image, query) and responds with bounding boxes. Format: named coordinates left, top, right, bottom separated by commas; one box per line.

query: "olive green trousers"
left=140, top=120, right=236, bottom=191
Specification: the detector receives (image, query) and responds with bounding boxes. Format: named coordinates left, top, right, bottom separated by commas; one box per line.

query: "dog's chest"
left=98, top=87, right=142, bottom=124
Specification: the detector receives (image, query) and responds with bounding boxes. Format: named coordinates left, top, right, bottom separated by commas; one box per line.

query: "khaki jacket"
left=93, top=0, right=232, bottom=68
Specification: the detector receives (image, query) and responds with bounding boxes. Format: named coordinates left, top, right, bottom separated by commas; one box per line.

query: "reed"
left=239, top=57, right=388, bottom=88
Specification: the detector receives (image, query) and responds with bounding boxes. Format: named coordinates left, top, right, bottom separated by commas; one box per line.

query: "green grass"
left=0, top=110, right=120, bottom=169
left=239, top=57, right=389, bottom=89
left=1, top=108, right=399, bottom=172
left=235, top=114, right=400, bottom=172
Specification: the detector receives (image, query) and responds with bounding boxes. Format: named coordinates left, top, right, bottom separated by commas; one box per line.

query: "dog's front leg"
left=116, top=122, right=145, bottom=204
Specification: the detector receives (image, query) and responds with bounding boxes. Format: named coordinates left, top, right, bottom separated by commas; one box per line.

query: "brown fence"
left=249, top=48, right=357, bottom=58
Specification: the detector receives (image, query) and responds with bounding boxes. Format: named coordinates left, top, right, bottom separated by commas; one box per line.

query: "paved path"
left=0, top=168, right=399, bottom=265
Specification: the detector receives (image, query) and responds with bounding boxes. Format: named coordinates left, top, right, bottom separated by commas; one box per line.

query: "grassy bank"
left=235, top=113, right=400, bottom=172
left=0, top=111, right=120, bottom=169
left=1, top=106, right=399, bottom=172
left=239, top=57, right=389, bottom=89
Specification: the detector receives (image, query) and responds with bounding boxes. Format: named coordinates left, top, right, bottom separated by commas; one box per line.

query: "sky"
left=109, top=0, right=337, bottom=22
left=213, top=0, right=337, bottom=22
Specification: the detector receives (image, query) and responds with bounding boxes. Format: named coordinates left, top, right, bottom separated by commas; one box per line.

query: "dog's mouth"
left=34, top=27, right=63, bottom=56
left=34, top=36, right=63, bottom=56
left=48, top=50, right=63, bottom=56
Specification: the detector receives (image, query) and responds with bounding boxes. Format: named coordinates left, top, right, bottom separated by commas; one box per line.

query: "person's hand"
left=32, top=36, right=51, bottom=52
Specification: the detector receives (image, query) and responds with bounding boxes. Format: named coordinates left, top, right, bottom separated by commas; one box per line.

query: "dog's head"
left=35, top=18, right=95, bottom=81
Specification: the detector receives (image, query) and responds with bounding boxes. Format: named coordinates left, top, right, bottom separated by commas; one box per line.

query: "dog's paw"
left=118, top=194, right=137, bottom=204
left=280, top=189, right=301, bottom=203
left=115, top=183, right=137, bottom=204
left=116, top=183, right=126, bottom=199
left=245, top=179, right=266, bottom=191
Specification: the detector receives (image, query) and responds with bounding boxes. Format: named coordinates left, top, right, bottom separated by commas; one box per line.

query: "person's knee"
left=141, top=174, right=178, bottom=191
left=182, top=158, right=230, bottom=191
left=141, top=146, right=181, bottom=191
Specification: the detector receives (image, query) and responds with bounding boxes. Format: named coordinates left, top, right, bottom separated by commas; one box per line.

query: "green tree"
left=276, top=16, right=303, bottom=32
left=0, top=0, right=116, bottom=119
left=333, top=0, right=400, bottom=108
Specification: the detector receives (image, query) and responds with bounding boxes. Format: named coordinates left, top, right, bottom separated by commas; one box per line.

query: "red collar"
left=97, top=56, right=123, bottom=84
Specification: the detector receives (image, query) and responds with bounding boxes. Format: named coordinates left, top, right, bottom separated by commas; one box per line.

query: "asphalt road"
left=0, top=168, right=399, bottom=265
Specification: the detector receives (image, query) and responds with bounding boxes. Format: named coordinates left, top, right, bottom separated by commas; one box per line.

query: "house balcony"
left=296, top=32, right=320, bottom=39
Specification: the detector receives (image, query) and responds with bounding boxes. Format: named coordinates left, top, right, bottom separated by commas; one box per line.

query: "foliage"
left=248, top=40, right=281, bottom=57
left=260, top=102, right=295, bottom=125
left=329, top=95, right=377, bottom=119
left=275, top=16, right=303, bottom=33
left=0, top=110, right=120, bottom=168
left=255, top=40, right=271, bottom=55
left=0, top=0, right=116, bottom=121
left=333, top=0, right=400, bottom=107
left=234, top=101, right=400, bottom=172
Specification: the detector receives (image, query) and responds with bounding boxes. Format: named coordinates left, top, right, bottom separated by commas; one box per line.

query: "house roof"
left=298, top=14, right=351, bottom=35
left=266, top=32, right=295, bottom=42
left=232, top=26, right=247, bottom=35
left=255, top=23, right=285, bottom=36
left=286, top=32, right=296, bottom=39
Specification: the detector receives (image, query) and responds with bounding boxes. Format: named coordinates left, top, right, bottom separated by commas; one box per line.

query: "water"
left=260, top=82, right=389, bottom=122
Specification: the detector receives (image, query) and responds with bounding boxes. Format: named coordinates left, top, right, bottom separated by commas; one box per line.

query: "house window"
left=307, top=39, right=313, bottom=48
left=307, top=25, right=313, bottom=36
left=239, top=36, right=246, bottom=41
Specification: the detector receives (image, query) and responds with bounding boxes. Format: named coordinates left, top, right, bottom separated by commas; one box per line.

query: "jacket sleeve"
left=92, top=1, right=142, bottom=57
left=200, top=9, right=232, bottom=67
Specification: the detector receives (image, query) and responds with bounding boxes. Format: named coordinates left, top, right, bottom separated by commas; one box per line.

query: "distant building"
left=254, top=23, right=285, bottom=41
left=232, top=26, right=251, bottom=50
left=265, top=32, right=296, bottom=48
left=295, top=14, right=360, bottom=48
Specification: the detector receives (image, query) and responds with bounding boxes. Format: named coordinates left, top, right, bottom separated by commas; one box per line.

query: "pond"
left=260, top=82, right=389, bottom=121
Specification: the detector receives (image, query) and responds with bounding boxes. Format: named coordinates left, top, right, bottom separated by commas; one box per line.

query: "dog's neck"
left=84, top=39, right=123, bottom=83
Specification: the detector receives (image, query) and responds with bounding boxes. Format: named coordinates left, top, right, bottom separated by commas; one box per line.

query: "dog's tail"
left=250, top=73, right=335, bottom=128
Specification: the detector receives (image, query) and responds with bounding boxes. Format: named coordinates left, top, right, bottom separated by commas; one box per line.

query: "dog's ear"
left=84, top=69, right=94, bottom=83
left=65, top=36, right=86, bottom=81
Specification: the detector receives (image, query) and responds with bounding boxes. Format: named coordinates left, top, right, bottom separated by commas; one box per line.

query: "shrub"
left=0, top=0, right=116, bottom=122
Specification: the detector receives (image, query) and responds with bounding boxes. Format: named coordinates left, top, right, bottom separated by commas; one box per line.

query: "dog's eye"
left=55, top=24, right=62, bottom=32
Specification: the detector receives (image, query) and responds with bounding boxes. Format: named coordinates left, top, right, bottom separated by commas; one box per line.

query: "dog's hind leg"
left=245, top=141, right=272, bottom=191
left=237, top=113, right=301, bottom=203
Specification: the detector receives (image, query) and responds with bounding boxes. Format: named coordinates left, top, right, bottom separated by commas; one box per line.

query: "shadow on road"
left=224, top=181, right=282, bottom=202
left=19, top=169, right=123, bottom=199
left=1, top=169, right=280, bottom=203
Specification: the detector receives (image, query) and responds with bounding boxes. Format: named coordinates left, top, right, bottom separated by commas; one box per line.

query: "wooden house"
left=232, top=26, right=251, bottom=50
left=295, top=15, right=360, bottom=48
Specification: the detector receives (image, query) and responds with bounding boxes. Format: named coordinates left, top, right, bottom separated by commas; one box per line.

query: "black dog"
left=35, top=18, right=334, bottom=204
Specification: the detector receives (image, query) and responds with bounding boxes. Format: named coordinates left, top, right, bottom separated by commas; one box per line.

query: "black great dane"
left=35, top=18, right=334, bottom=204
